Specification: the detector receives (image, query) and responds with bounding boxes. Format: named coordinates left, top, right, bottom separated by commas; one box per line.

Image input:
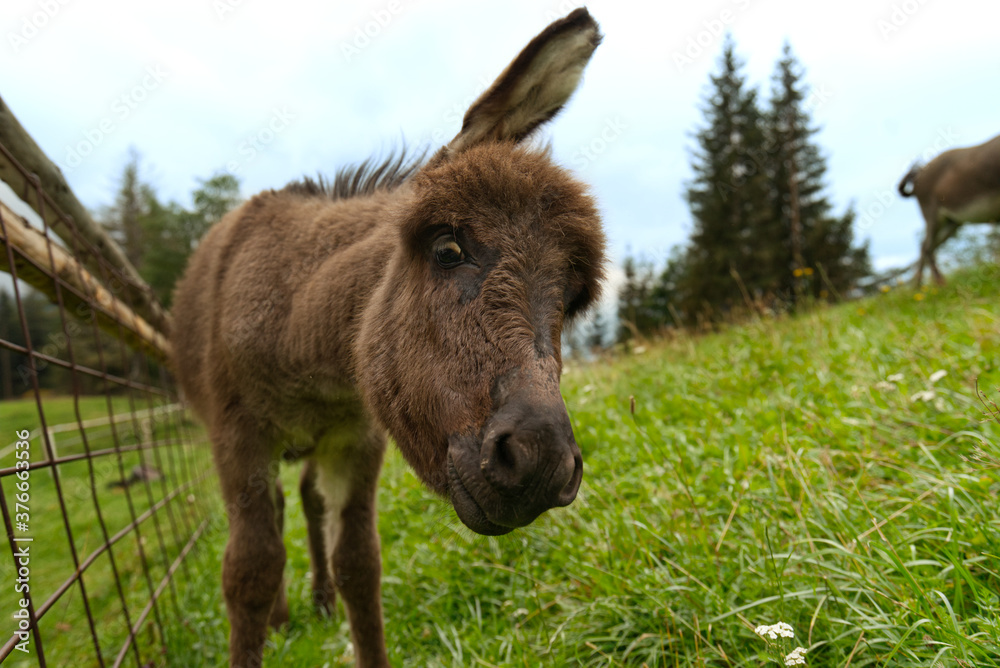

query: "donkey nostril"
left=493, top=434, right=516, bottom=472
left=482, top=431, right=531, bottom=493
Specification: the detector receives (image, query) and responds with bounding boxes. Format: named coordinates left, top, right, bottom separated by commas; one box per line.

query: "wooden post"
left=0, top=199, right=171, bottom=363
left=0, top=94, right=171, bottom=336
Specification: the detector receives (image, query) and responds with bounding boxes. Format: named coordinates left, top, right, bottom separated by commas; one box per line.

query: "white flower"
left=874, top=381, right=896, bottom=392
left=755, top=622, right=795, bottom=640
left=887, top=373, right=904, bottom=382
left=928, top=369, right=947, bottom=383
left=784, top=646, right=807, bottom=666
left=911, top=389, right=936, bottom=402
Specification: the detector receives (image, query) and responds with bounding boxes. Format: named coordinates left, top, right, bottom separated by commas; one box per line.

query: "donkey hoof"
left=311, top=585, right=337, bottom=617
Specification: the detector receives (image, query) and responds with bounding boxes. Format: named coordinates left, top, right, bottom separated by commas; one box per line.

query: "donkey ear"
left=446, top=8, right=602, bottom=154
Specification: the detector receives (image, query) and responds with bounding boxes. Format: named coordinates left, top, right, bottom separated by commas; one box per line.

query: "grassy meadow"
left=7, top=264, right=996, bottom=666
left=0, top=394, right=214, bottom=667
left=153, top=264, right=1000, bottom=667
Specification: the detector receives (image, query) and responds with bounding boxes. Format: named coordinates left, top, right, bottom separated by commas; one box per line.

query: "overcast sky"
left=3, top=0, right=998, bottom=282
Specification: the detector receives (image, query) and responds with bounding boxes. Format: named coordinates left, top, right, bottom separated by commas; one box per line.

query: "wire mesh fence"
left=0, top=138, right=215, bottom=667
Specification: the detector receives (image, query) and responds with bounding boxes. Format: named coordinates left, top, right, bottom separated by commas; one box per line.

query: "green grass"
left=126, top=267, right=1000, bottom=664
left=1, top=395, right=133, bottom=432
left=0, top=394, right=215, bottom=667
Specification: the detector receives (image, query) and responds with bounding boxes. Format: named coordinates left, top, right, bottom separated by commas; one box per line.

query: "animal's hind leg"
left=269, top=477, right=290, bottom=629
left=913, top=248, right=927, bottom=288
left=929, top=220, right=959, bottom=285
left=300, top=458, right=336, bottom=615
left=915, top=210, right=935, bottom=287
left=213, top=417, right=286, bottom=668
left=316, top=428, right=389, bottom=668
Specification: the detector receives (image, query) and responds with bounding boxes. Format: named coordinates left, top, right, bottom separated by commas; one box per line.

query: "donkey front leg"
left=316, top=430, right=389, bottom=668
left=213, top=423, right=286, bottom=668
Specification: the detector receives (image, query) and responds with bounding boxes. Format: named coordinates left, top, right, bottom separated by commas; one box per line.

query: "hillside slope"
left=165, top=265, right=1000, bottom=667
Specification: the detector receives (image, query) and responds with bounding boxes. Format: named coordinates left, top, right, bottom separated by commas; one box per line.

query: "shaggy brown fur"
left=899, top=133, right=1000, bottom=285
left=170, top=9, right=604, bottom=668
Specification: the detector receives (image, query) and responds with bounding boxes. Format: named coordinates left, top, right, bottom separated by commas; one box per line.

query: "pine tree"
left=139, top=198, right=190, bottom=307
left=683, top=38, right=772, bottom=320
left=103, top=148, right=154, bottom=269
left=102, top=154, right=241, bottom=307
left=191, top=173, right=241, bottom=234
left=616, top=256, right=662, bottom=340
left=141, top=172, right=240, bottom=306
left=764, top=44, right=870, bottom=301
left=654, top=245, right=690, bottom=328
left=622, top=39, right=871, bottom=337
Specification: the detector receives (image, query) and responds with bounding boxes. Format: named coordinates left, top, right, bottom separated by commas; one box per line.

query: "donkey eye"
left=433, top=235, right=465, bottom=269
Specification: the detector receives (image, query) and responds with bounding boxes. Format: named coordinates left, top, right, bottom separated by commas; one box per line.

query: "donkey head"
left=356, top=9, right=604, bottom=535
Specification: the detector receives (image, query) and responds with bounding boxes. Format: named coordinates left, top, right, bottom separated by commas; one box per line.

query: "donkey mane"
left=282, top=148, right=426, bottom=201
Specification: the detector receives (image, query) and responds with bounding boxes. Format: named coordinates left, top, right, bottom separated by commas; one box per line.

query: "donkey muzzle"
left=479, top=399, right=582, bottom=505
left=447, top=392, right=583, bottom=535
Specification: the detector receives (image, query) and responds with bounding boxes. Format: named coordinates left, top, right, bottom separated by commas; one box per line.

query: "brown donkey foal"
left=171, top=9, right=605, bottom=667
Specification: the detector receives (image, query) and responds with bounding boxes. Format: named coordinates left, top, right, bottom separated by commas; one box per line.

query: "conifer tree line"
left=102, top=149, right=241, bottom=309
left=618, top=39, right=871, bottom=341
left=0, top=151, right=240, bottom=398
left=3, top=39, right=873, bottom=388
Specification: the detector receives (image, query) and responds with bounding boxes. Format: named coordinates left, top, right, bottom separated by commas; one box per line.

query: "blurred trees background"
left=2, top=40, right=884, bottom=391
left=0, top=151, right=240, bottom=398
left=617, top=39, right=871, bottom=341
left=103, top=150, right=240, bottom=308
